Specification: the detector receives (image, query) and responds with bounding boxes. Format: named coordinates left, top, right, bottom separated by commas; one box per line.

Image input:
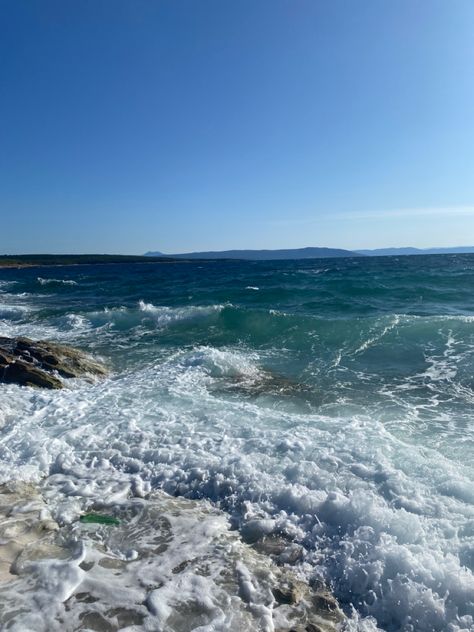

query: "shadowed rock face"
left=0, top=337, right=107, bottom=389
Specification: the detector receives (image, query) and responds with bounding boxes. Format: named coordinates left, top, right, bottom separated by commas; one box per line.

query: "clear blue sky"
left=1, top=0, right=474, bottom=254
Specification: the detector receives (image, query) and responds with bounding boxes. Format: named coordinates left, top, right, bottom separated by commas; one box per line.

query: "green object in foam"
left=79, top=513, right=120, bottom=525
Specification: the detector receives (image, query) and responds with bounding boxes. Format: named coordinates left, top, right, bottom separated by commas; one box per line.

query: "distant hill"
left=357, top=246, right=474, bottom=256
left=145, top=247, right=363, bottom=260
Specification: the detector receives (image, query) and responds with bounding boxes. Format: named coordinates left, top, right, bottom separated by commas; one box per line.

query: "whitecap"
left=175, top=346, right=262, bottom=379
left=0, top=280, right=18, bottom=291
left=37, top=277, right=78, bottom=286
left=138, top=300, right=226, bottom=326
left=0, top=303, right=33, bottom=321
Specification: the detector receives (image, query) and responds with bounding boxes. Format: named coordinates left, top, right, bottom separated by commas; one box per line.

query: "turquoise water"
left=1, top=255, right=474, bottom=631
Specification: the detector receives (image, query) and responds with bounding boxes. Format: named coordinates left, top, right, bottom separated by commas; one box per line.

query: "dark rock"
left=273, top=581, right=307, bottom=605
left=0, top=349, right=63, bottom=389
left=253, top=535, right=304, bottom=565
left=0, top=336, right=107, bottom=389
left=288, top=625, right=324, bottom=632
left=271, top=572, right=344, bottom=632
left=13, top=337, right=107, bottom=378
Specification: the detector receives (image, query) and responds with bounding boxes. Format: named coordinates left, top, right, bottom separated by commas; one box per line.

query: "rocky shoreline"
left=0, top=481, right=345, bottom=632
left=0, top=336, right=107, bottom=389
left=0, top=338, right=347, bottom=631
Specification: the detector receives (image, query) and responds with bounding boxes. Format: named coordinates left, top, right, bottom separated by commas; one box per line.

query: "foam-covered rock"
left=0, top=481, right=59, bottom=582
left=0, top=484, right=345, bottom=632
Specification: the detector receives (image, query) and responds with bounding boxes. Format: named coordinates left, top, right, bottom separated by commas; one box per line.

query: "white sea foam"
left=0, top=485, right=346, bottom=632
left=173, top=346, right=262, bottom=379
left=1, top=343, right=473, bottom=630
left=63, top=313, right=91, bottom=331
left=90, top=302, right=226, bottom=334
left=37, top=277, right=78, bottom=286
left=1, top=277, right=474, bottom=631
left=138, top=300, right=226, bottom=325
left=0, top=300, right=228, bottom=349
left=0, top=300, right=75, bottom=341
left=0, top=304, right=33, bottom=321
left=418, top=330, right=461, bottom=382
left=0, top=318, right=80, bottom=341
left=297, top=268, right=331, bottom=276
left=0, top=280, right=18, bottom=291
left=352, top=316, right=401, bottom=355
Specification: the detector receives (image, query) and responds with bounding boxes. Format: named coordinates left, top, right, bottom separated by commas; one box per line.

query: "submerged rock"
left=0, top=336, right=107, bottom=389
left=0, top=481, right=59, bottom=583
left=0, top=485, right=345, bottom=631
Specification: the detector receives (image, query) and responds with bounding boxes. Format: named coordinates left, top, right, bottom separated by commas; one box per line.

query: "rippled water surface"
left=1, top=255, right=474, bottom=631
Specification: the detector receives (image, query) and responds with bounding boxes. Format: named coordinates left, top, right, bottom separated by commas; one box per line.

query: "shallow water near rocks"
left=0, top=482, right=343, bottom=631
left=1, top=255, right=474, bottom=631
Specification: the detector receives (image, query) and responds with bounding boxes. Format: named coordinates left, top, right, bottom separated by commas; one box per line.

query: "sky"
left=1, top=0, right=474, bottom=255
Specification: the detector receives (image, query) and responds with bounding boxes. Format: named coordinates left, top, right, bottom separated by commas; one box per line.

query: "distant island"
left=145, top=247, right=363, bottom=260
left=356, top=246, right=474, bottom=256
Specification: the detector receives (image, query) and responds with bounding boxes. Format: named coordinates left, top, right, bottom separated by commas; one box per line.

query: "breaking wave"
left=37, top=277, right=78, bottom=286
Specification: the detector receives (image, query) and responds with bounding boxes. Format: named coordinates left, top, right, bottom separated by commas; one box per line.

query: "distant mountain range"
left=356, top=246, right=474, bottom=256
left=145, top=246, right=474, bottom=261
left=145, top=247, right=363, bottom=260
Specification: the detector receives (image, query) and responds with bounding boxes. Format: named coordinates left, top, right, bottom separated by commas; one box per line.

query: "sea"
left=1, top=254, right=474, bottom=632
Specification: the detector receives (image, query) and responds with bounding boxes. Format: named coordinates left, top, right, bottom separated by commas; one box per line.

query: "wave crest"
left=37, top=277, right=78, bottom=286
left=138, top=300, right=226, bottom=326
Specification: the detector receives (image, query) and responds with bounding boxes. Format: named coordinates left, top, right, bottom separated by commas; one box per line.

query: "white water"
left=1, top=482, right=349, bottom=632
left=37, top=277, right=78, bottom=286
left=1, top=295, right=474, bottom=630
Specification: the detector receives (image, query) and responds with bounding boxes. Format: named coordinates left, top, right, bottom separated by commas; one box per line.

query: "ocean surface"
left=1, top=255, right=474, bottom=631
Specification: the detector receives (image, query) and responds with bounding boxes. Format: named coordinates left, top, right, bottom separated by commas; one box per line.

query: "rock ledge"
left=0, top=336, right=107, bottom=389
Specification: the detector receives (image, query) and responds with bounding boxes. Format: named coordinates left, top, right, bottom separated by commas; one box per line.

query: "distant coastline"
left=2, top=247, right=474, bottom=269
left=145, top=246, right=363, bottom=260
left=0, top=254, right=181, bottom=269
left=148, top=245, right=474, bottom=260
left=356, top=246, right=474, bottom=256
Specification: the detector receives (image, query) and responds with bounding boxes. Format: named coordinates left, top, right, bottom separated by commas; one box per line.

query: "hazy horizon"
left=4, top=243, right=474, bottom=257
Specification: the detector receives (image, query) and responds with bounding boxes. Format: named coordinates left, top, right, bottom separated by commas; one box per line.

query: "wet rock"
left=0, top=485, right=345, bottom=631
left=289, top=625, right=325, bottom=632
left=0, top=481, right=59, bottom=582
left=254, top=535, right=304, bottom=564
left=0, top=336, right=107, bottom=389
left=273, top=580, right=307, bottom=605
left=272, top=573, right=344, bottom=631
left=0, top=348, right=64, bottom=389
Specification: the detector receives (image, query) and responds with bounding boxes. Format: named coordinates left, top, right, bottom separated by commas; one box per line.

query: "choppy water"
left=1, top=255, right=474, bottom=631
